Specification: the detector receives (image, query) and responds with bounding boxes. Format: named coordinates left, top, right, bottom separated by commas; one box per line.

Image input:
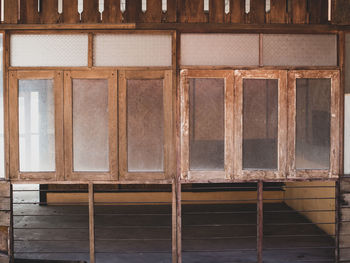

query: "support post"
left=257, top=181, right=263, bottom=263
left=172, top=179, right=182, bottom=263
left=88, top=183, right=95, bottom=263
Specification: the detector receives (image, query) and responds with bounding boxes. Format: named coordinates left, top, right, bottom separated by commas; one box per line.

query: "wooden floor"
left=12, top=200, right=335, bottom=263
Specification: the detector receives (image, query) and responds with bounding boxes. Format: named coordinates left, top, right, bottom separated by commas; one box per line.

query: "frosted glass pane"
left=263, top=34, right=337, bottom=66
left=243, top=79, right=278, bottom=169
left=127, top=79, right=164, bottom=172
left=19, top=79, right=55, bottom=172
left=296, top=79, right=331, bottom=170
left=0, top=34, right=4, bottom=178
left=11, top=34, right=88, bottom=67
left=73, top=79, right=109, bottom=172
left=189, top=78, right=225, bottom=170
left=181, top=34, right=259, bottom=66
left=94, top=34, right=172, bottom=67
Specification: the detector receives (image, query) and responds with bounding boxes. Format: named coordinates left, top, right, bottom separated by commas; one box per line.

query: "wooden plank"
left=248, top=0, right=265, bottom=24
left=0, top=254, right=9, bottom=263
left=0, top=198, right=10, bottom=211
left=88, top=183, right=95, bottom=263
left=308, top=0, right=328, bottom=24
left=82, top=0, right=100, bottom=23
left=54, top=71, right=64, bottom=181
left=209, top=0, right=225, bottom=23
left=231, top=0, right=246, bottom=23
left=62, top=0, right=80, bottom=23
left=0, top=184, right=9, bottom=198
left=163, top=0, right=177, bottom=22
left=0, top=227, right=7, bottom=254
left=102, top=0, right=123, bottom=23
left=180, top=0, right=207, bottom=23
left=257, top=181, right=263, bottom=263
left=20, top=0, right=40, bottom=23
left=291, top=0, right=308, bottom=24
left=172, top=182, right=177, bottom=263
left=341, top=178, right=350, bottom=193
left=40, top=0, right=61, bottom=24
left=124, top=0, right=142, bottom=23
left=0, top=212, right=10, bottom=227
left=341, top=193, right=350, bottom=207
left=332, top=0, right=350, bottom=25
left=140, top=0, right=162, bottom=23
left=4, top=0, right=18, bottom=24
left=266, top=0, right=287, bottom=23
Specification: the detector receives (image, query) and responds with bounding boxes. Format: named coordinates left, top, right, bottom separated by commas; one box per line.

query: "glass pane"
left=243, top=79, right=278, bottom=169
left=73, top=79, right=109, bottom=172
left=11, top=34, right=89, bottom=67
left=181, top=34, right=259, bottom=66
left=19, top=79, right=55, bottom=172
left=0, top=34, right=4, bottom=178
left=189, top=78, right=225, bottom=170
left=263, top=34, right=337, bottom=66
left=94, top=34, right=172, bottom=67
left=127, top=79, right=164, bottom=172
left=296, top=79, right=331, bottom=170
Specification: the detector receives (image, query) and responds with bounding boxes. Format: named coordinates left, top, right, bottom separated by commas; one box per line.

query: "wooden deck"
left=12, top=201, right=335, bottom=263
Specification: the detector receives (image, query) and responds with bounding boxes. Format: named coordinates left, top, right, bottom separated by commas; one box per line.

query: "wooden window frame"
left=119, top=70, right=174, bottom=181
left=64, top=70, right=118, bottom=181
left=287, top=70, right=340, bottom=179
left=234, top=70, right=288, bottom=180
left=180, top=69, right=234, bottom=181
left=9, top=70, right=64, bottom=181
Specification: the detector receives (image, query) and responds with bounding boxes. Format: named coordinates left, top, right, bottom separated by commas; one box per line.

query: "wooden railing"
left=0, top=0, right=347, bottom=25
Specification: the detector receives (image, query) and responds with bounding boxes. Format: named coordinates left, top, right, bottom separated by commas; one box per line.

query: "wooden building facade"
left=0, top=0, right=350, bottom=262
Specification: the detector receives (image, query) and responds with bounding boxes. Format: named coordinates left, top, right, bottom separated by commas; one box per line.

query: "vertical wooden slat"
left=82, top=0, right=100, bottom=23
left=257, top=181, right=263, bottom=263
left=54, top=71, right=64, bottom=181
left=180, top=0, right=207, bottom=23
left=40, top=0, right=61, bottom=23
left=20, top=0, right=40, bottom=23
left=102, top=0, right=123, bottom=23
left=88, top=183, right=95, bottom=263
left=176, top=181, right=182, bottom=263
left=124, top=0, right=142, bottom=23
left=291, top=0, right=308, bottom=24
left=308, top=0, right=328, bottom=24
left=172, top=182, right=177, bottom=263
left=62, top=0, right=80, bottom=23
left=4, top=33, right=10, bottom=181
left=266, top=0, right=287, bottom=23
left=141, top=0, right=162, bottom=22
left=248, top=0, right=266, bottom=24
left=8, top=72, right=18, bottom=180
left=163, top=0, right=177, bottom=22
left=231, top=0, right=246, bottom=23
left=209, top=0, right=225, bottom=23
left=4, top=0, right=18, bottom=24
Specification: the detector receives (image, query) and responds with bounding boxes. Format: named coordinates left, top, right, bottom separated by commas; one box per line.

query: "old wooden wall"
left=0, top=0, right=337, bottom=25
left=0, top=183, right=10, bottom=263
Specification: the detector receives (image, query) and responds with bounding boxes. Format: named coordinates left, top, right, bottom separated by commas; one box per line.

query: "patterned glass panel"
left=181, top=34, right=259, bottom=66
left=11, top=34, right=89, bottom=67
left=263, top=34, right=337, bottom=66
left=73, top=79, right=109, bottom=172
left=94, top=34, right=172, bottom=67
left=296, top=79, right=331, bottom=170
left=127, top=79, right=164, bottom=172
left=189, top=78, right=225, bottom=170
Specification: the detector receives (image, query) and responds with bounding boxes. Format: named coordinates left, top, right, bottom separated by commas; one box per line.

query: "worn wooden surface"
left=0, top=182, right=10, bottom=261
left=1, top=0, right=343, bottom=25
left=340, top=177, right=350, bottom=261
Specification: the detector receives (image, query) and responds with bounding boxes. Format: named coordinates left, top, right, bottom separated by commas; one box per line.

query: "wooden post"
left=257, top=181, right=263, bottom=263
left=88, top=183, right=95, bottom=263
left=176, top=180, right=182, bottom=263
